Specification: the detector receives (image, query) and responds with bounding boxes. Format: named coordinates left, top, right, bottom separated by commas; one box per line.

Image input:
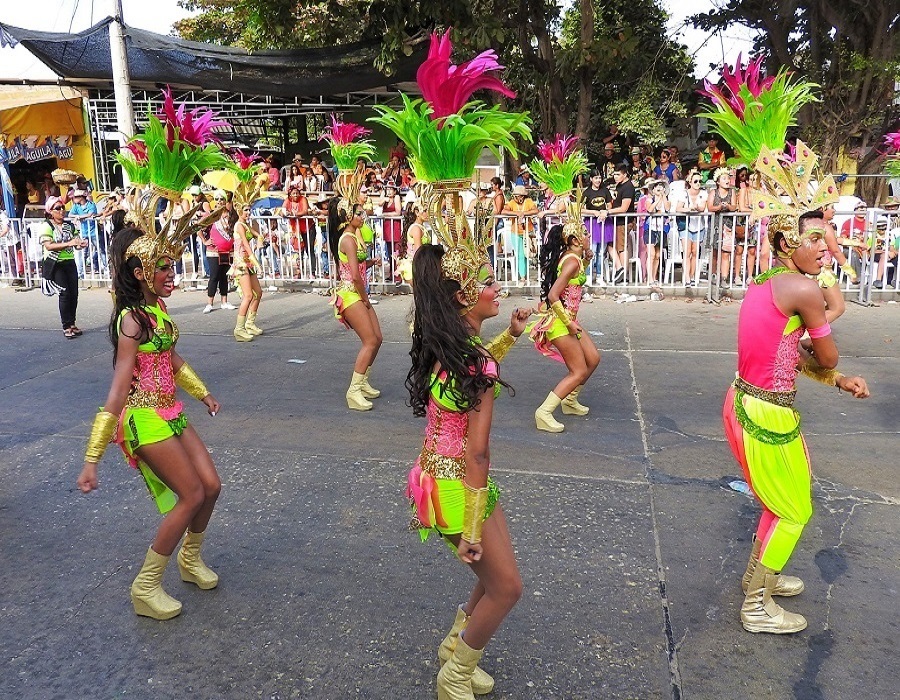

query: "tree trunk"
left=574, top=0, right=594, bottom=141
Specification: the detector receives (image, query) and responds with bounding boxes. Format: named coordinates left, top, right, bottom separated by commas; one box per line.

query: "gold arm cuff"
left=550, top=300, right=570, bottom=325
left=84, top=410, right=118, bottom=464
left=799, top=360, right=843, bottom=387
left=817, top=269, right=837, bottom=289
left=175, top=363, right=210, bottom=401
left=484, top=328, right=516, bottom=363
left=461, top=481, right=490, bottom=544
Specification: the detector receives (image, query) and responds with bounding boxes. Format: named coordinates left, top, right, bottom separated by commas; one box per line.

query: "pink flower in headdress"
left=416, top=29, right=517, bottom=120
left=536, top=134, right=579, bottom=163
left=320, top=114, right=371, bottom=146
left=231, top=151, right=260, bottom=169
left=124, top=139, right=148, bottom=164
left=699, top=54, right=776, bottom=120
left=883, top=132, right=900, bottom=153
left=783, top=141, right=797, bottom=163
left=157, top=87, right=228, bottom=149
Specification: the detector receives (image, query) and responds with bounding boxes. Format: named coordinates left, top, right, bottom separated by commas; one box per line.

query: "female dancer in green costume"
left=328, top=197, right=383, bottom=410
left=407, top=244, right=531, bottom=698
left=231, top=202, right=265, bottom=341
left=530, top=222, right=601, bottom=432
left=78, top=227, right=222, bottom=620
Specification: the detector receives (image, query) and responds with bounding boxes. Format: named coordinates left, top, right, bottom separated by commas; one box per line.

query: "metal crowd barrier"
left=4, top=207, right=896, bottom=301
left=707, top=209, right=900, bottom=301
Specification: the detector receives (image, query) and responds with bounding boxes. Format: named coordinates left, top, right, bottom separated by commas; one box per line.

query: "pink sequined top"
left=337, top=232, right=367, bottom=290
left=120, top=302, right=184, bottom=420
left=737, top=274, right=804, bottom=392
left=559, top=253, right=586, bottom=319
left=416, top=360, right=499, bottom=480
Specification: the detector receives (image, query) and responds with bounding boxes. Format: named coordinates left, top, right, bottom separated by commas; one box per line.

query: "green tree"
left=693, top=0, right=899, bottom=200
left=175, top=0, right=693, bottom=147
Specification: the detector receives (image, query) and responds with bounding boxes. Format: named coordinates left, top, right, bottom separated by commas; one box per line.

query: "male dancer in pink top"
left=723, top=207, right=869, bottom=634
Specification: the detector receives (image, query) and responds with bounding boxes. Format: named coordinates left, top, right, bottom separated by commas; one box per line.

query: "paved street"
left=1, top=285, right=897, bottom=700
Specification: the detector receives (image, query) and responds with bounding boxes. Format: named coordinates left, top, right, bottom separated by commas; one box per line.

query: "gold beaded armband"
left=840, top=262, right=857, bottom=281
left=484, top=328, right=517, bottom=362
left=174, top=363, right=210, bottom=401
left=817, top=269, right=837, bottom=289
left=799, top=358, right=843, bottom=387
left=461, top=481, right=490, bottom=544
left=84, top=409, right=118, bottom=464
left=550, top=301, right=570, bottom=325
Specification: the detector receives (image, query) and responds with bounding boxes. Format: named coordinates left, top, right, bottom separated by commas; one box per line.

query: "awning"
left=0, top=86, right=86, bottom=136
left=0, top=85, right=85, bottom=112
left=0, top=18, right=423, bottom=100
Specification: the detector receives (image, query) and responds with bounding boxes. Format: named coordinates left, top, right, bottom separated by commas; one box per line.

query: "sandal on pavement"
left=64, top=328, right=77, bottom=339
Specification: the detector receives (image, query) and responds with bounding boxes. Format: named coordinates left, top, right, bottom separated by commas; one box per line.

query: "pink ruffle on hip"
left=330, top=290, right=350, bottom=329
left=156, top=401, right=184, bottom=421
left=528, top=314, right=565, bottom=364
left=406, top=461, right=448, bottom=530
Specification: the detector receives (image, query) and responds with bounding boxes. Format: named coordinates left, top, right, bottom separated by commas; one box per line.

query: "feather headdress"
left=118, top=88, right=230, bottom=279
left=529, top=135, right=589, bottom=198
left=698, top=55, right=818, bottom=165
left=370, top=30, right=532, bottom=307
left=750, top=140, right=839, bottom=249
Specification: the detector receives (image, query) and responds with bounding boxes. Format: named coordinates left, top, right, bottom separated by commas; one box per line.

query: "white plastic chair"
left=663, top=228, right=684, bottom=285
left=497, top=223, right=519, bottom=284
left=628, top=227, right=643, bottom=284
left=496, top=222, right=518, bottom=284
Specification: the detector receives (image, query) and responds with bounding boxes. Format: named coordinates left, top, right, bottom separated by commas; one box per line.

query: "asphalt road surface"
left=1, top=285, right=897, bottom=700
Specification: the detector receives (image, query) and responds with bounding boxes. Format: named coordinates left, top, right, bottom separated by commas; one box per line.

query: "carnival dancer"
left=230, top=203, right=264, bottom=340
left=371, top=29, right=532, bottom=699
left=525, top=136, right=598, bottom=432
left=530, top=221, right=601, bottom=432
left=227, top=152, right=267, bottom=341
left=321, top=117, right=382, bottom=410
left=396, top=195, right=429, bottom=286
left=700, top=58, right=872, bottom=635
left=328, top=182, right=383, bottom=411
left=722, top=144, right=870, bottom=634
left=76, top=90, right=229, bottom=620
left=409, top=241, right=531, bottom=697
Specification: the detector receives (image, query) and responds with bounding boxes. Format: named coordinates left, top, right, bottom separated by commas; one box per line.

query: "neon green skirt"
left=120, top=406, right=187, bottom=514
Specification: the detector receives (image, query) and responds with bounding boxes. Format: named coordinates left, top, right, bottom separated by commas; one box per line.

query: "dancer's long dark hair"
left=539, top=223, right=578, bottom=302
left=407, top=245, right=511, bottom=416
left=107, top=227, right=156, bottom=364
left=328, top=197, right=358, bottom=259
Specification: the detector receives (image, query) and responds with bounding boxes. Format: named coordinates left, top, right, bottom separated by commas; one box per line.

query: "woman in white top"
left=707, top=168, right=737, bottom=286
left=675, top=170, right=708, bottom=286
left=286, top=164, right=305, bottom=192
left=304, top=171, right=320, bottom=193
left=644, top=180, right=669, bottom=286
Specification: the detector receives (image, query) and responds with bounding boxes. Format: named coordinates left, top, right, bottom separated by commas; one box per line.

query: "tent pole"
left=109, top=0, right=135, bottom=183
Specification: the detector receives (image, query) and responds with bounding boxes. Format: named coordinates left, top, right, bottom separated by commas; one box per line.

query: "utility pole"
left=109, top=0, right=135, bottom=182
